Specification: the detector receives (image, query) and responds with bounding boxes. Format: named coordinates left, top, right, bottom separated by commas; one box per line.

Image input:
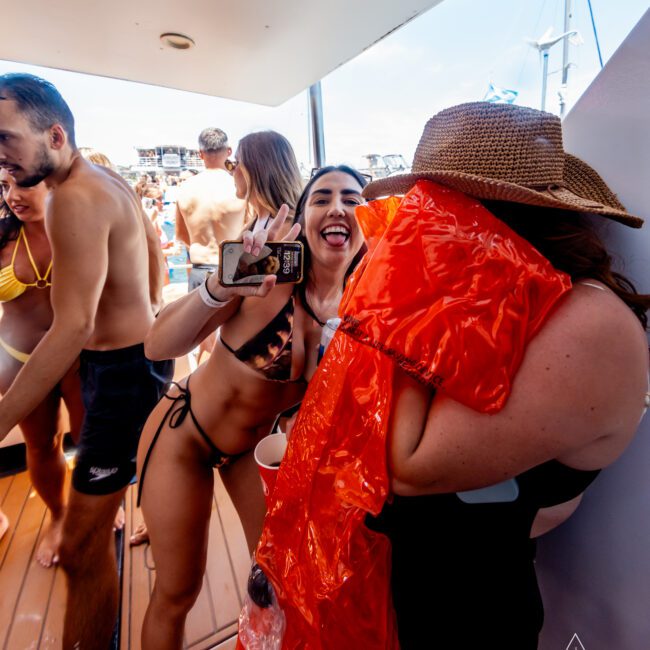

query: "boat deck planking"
left=0, top=467, right=248, bottom=649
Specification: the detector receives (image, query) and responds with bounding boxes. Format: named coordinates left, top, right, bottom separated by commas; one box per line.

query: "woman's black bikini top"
left=221, top=292, right=304, bottom=383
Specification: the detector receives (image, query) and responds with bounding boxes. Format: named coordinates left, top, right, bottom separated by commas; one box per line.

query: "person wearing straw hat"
left=358, top=102, right=650, bottom=648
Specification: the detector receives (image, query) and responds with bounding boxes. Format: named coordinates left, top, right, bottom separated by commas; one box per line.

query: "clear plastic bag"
left=237, top=563, right=286, bottom=650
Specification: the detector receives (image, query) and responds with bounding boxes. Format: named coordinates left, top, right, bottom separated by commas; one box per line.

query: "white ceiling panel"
left=2, top=0, right=443, bottom=105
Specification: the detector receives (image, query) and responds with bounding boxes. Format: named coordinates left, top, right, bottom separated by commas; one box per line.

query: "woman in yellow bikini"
left=0, top=167, right=84, bottom=567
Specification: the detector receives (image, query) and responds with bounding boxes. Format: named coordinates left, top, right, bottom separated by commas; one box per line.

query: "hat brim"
left=362, top=171, right=643, bottom=228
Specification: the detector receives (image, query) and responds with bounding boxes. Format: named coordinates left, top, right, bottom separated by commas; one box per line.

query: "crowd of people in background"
left=133, top=172, right=194, bottom=286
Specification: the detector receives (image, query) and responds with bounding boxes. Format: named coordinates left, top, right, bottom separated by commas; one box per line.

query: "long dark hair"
left=0, top=200, right=21, bottom=251
left=294, top=165, right=368, bottom=322
left=483, top=201, right=650, bottom=329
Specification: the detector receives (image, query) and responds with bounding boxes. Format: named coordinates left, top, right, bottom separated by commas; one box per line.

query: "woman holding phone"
left=136, top=155, right=368, bottom=647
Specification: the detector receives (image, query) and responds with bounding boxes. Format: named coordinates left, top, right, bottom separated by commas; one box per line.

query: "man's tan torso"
left=176, top=169, right=245, bottom=265
left=50, top=159, right=155, bottom=349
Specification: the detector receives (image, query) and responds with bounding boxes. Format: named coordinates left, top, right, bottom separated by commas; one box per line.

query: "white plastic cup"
left=254, top=433, right=288, bottom=505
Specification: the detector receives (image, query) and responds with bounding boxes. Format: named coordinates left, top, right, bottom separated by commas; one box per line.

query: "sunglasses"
left=224, top=159, right=239, bottom=173
left=309, top=167, right=373, bottom=185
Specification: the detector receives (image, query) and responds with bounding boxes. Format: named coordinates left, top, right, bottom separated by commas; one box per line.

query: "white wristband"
left=198, top=280, right=229, bottom=309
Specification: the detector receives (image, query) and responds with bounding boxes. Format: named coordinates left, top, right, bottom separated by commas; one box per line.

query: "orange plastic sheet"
left=252, top=181, right=572, bottom=649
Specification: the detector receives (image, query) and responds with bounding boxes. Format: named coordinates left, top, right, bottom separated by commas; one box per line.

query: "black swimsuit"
left=137, top=375, right=240, bottom=506
left=138, top=295, right=309, bottom=505
left=221, top=291, right=306, bottom=383
left=367, top=460, right=601, bottom=649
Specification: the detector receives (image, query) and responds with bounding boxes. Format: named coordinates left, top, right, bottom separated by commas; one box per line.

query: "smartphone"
left=219, top=240, right=304, bottom=286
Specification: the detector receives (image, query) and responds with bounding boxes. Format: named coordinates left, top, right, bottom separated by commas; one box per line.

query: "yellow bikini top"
left=0, top=227, right=52, bottom=302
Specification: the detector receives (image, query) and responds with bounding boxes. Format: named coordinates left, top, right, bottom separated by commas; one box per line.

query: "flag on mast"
left=483, top=82, right=518, bottom=104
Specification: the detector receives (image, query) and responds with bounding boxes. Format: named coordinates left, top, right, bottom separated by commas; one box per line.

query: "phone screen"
left=219, top=241, right=304, bottom=286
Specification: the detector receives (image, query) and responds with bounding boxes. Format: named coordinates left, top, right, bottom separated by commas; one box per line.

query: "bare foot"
left=130, top=522, right=150, bottom=546
left=114, top=505, right=125, bottom=531
left=36, top=516, right=63, bottom=568
left=0, top=510, right=9, bottom=541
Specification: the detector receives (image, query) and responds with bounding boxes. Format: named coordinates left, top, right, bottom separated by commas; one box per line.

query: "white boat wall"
left=536, top=10, right=650, bottom=650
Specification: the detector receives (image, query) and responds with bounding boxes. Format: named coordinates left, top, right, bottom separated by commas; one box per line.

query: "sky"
left=1, top=0, right=647, bottom=169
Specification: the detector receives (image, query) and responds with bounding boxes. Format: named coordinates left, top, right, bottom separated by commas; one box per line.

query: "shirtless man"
left=0, top=73, right=173, bottom=649
left=175, top=127, right=246, bottom=291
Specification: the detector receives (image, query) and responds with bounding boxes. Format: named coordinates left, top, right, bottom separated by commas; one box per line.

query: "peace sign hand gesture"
left=206, top=204, right=301, bottom=301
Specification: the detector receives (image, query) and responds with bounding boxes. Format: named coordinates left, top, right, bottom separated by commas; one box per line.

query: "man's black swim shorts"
left=73, top=343, right=174, bottom=495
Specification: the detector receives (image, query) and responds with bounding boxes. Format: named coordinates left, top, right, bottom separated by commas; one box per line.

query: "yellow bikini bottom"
left=0, top=336, right=30, bottom=363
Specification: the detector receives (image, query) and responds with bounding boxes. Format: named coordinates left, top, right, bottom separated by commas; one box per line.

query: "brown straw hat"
left=363, top=102, right=643, bottom=228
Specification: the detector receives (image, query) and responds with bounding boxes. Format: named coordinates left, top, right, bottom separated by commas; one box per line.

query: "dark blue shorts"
left=72, top=343, right=174, bottom=495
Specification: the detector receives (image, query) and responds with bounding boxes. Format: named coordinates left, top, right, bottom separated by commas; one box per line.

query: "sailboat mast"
left=560, top=0, right=572, bottom=117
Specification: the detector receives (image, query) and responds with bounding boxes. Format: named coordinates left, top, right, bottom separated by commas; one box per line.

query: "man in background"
left=175, top=127, right=246, bottom=291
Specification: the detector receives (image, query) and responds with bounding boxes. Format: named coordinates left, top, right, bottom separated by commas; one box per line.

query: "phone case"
left=219, top=240, right=304, bottom=286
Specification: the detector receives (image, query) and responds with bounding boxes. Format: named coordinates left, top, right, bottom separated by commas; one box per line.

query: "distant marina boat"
left=133, top=144, right=204, bottom=176
left=358, top=153, right=410, bottom=179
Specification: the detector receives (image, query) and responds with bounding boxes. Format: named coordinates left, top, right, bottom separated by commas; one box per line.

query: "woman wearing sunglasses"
left=226, top=130, right=302, bottom=231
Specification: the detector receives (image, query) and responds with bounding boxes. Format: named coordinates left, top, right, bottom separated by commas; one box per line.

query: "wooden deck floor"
left=0, top=467, right=249, bottom=649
